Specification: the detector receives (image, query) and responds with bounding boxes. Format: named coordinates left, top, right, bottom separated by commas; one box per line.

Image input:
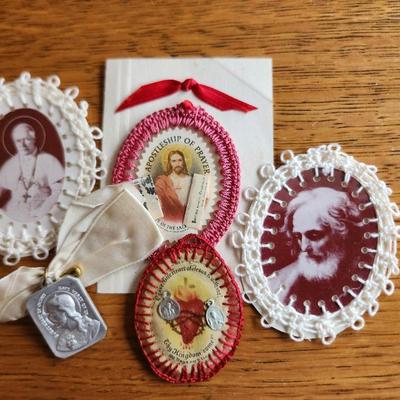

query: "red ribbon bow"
left=115, top=78, right=257, bottom=113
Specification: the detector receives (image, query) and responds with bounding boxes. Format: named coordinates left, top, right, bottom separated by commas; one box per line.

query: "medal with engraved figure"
left=205, top=299, right=225, bottom=331
left=27, top=275, right=107, bottom=358
left=158, top=291, right=180, bottom=321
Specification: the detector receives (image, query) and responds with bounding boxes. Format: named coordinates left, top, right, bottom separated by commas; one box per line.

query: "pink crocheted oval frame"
left=112, top=102, right=240, bottom=246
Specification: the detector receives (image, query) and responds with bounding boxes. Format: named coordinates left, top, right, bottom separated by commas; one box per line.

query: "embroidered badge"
left=233, top=144, right=399, bottom=344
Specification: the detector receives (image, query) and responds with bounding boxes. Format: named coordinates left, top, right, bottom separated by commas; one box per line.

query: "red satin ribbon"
left=115, top=78, right=257, bottom=113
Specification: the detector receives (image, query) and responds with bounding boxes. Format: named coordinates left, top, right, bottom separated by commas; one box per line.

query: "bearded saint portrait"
left=267, top=187, right=364, bottom=313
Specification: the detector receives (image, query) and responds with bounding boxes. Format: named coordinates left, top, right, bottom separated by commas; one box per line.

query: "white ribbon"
left=0, top=183, right=163, bottom=322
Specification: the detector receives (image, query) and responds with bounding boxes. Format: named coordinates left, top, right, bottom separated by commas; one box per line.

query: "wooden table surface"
left=0, top=1, right=399, bottom=399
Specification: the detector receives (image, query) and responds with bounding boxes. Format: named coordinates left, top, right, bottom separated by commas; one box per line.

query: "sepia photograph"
left=0, top=108, right=65, bottom=222
left=264, top=171, right=378, bottom=315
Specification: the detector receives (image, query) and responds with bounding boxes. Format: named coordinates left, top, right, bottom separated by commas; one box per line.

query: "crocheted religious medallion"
left=233, top=144, right=399, bottom=344
left=135, top=235, right=243, bottom=383
left=112, top=100, right=241, bottom=245
left=115, top=79, right=253, bottom=380
left=0, top=72, right=104, bottom=265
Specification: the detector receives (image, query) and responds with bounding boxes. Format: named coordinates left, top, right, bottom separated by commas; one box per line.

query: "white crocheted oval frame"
left=232, top=144, right=399, bottom=345
left=0, top=72, right=105, bottom=265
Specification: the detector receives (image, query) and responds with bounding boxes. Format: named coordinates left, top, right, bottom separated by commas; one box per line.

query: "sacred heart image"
left=0, top=108, right=64, bottom=223
left=166, top=278, right=206, bottom=345
left=134, top=236, right=243, bottom=383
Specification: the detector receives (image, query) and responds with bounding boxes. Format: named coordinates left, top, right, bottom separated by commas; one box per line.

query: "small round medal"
left=157, top=291, right=180, bottom=321
left=205, top=299, right=225, bottom=331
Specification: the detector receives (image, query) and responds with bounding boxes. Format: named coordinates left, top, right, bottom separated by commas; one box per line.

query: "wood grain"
left=0, top=1, right=399, bottom=399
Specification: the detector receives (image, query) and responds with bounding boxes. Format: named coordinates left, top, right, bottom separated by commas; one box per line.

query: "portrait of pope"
left=0, top=119, right=64, bottom=222
left=155, top=149, right=192, bottom=223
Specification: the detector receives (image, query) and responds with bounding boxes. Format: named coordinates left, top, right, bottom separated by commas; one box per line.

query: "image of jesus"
left=0, top=122, right=64, bottom=222
left=155, top=150, right=192, bottom=223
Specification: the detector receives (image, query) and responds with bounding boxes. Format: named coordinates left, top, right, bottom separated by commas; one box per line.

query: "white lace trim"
left=232, top=144, right=399, bottom=344
left=0, top=72, right=105, bottom=265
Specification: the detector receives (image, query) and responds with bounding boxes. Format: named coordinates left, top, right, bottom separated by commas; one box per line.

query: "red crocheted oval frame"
left=134, top=234, right=244, bottom=384
left=112, top=102, right=240, bottom=246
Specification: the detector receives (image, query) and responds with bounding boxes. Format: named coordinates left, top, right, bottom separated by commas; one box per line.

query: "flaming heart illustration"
left=171, top=278, right=205, bottom=345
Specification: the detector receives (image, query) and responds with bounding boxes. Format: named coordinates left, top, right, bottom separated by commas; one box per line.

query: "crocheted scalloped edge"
left=232, top=144, right=399, bottom=345
left=111, top=102, right=240, bottom=246
left=134, top=234, right=244, bottom=383
left=0, top=72, right=105, bottom=265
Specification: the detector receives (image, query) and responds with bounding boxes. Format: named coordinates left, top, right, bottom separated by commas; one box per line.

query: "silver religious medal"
left=205, top=299, right=225, bottom=331
left=26, top=275, right=107, bottom=358
left=158, top=291, right=180, bottom=321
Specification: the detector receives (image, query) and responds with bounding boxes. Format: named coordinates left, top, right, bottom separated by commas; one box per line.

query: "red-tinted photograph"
left=262, top=169, right=378, bottom=315
left=0, top=108, right=65, bottom=222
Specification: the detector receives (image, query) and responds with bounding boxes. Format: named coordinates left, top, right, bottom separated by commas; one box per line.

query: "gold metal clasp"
left=61, top=264, right=84, bottom=279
